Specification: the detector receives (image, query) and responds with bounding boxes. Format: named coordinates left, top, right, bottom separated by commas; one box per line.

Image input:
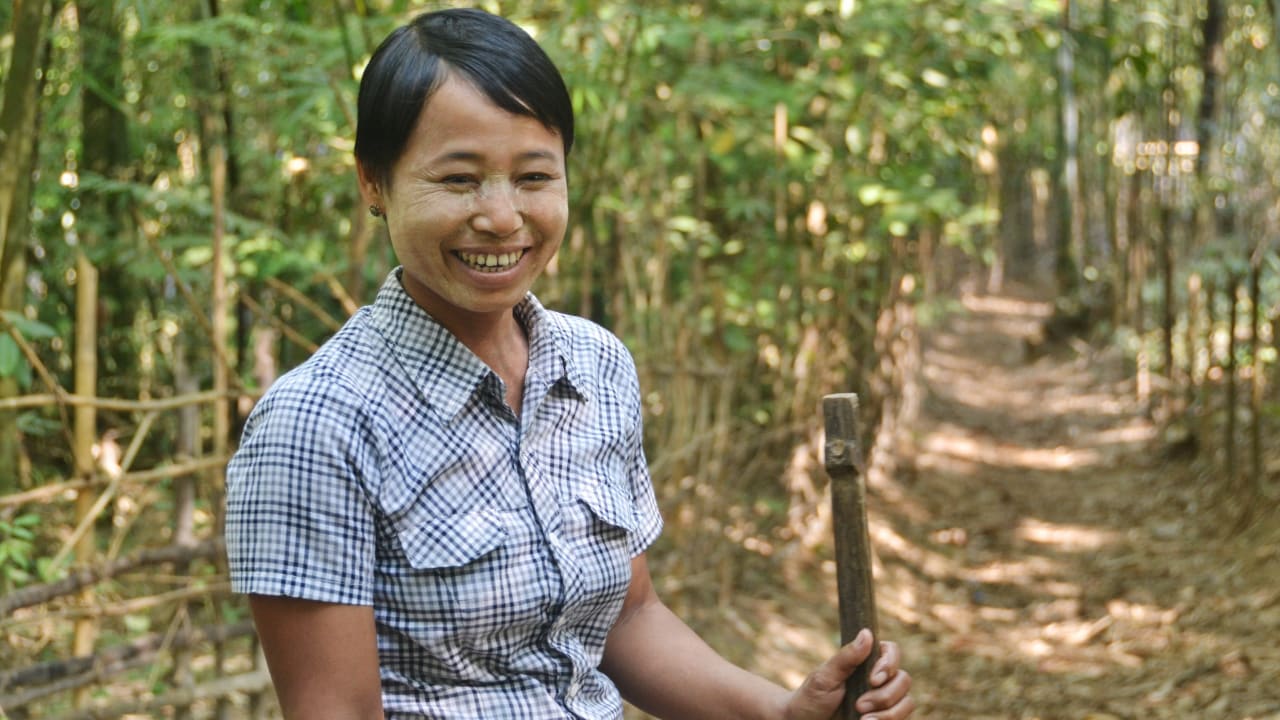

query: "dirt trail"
left=878, top=292, right=1280, bottom=720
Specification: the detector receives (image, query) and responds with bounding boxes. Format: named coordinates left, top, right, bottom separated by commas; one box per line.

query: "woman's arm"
left=249, top=595, right=385, bottom=720
left=600, top=554, right=913, bottom=720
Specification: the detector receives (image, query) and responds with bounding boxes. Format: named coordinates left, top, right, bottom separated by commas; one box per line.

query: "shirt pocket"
left=570, top=479, right=638, bottom=536
left=393, top=509, right=507, bottom=570
left=557, top=478, right=637, bottom=610
left=381, top=507, right=550, bottom=643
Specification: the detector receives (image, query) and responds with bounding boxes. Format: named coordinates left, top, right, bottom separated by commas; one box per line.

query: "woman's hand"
left=781, top=629, right=915, bottom=720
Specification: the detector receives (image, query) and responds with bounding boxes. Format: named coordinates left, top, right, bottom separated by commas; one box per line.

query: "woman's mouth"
left=456, top=250, right=525, bottom=273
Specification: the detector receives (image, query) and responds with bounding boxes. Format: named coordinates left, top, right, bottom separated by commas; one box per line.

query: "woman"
left=226, top=8, right=914, bottom=719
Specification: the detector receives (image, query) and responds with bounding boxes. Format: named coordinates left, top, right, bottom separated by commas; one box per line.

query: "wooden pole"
left=823, top=393, right=879, bottom=719
left=71, top=251, right=99, bottom=709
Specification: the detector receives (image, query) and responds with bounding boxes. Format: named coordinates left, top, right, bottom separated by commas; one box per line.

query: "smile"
left=456, top=250, right=525, bottom=272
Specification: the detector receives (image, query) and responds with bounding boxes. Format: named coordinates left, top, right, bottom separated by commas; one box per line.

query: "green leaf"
left=723, top=325, right=753, bottom=353
left=0, top=335, right=21, bottom=377
left=1, top=312, right=56, bottom=340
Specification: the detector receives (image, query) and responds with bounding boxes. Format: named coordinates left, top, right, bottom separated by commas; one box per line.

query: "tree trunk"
left=71, top=0, right=132, bottom=698
left=1225, top=275, right=1238, bottom=491
left=0, top=0, right=52, bottom=493
left=1054, top=0, right=1082, bottom=294
left=1248, top=258, right=1261, bottom=497
left=1196, top=0, right=1226, bottom=180
left=191, top=2, right=235, bottom=715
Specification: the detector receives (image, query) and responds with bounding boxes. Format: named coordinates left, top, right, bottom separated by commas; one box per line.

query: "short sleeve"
left=225, top=373, right=378, bottom=606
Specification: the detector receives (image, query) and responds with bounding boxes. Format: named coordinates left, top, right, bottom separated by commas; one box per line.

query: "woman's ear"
left=356, top=161, right=383, bottom=211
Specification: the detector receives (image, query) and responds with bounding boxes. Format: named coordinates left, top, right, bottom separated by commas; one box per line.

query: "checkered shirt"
left=226, top=270, right=663, bottom=719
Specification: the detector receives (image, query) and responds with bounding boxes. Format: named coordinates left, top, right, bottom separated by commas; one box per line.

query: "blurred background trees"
left=1, top=0, right=1278, bottom=716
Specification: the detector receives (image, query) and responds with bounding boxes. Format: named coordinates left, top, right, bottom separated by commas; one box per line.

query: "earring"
left=369, top=204, right=384, bottom=218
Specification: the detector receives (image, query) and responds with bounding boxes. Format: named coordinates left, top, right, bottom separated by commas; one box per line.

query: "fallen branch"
left=0, top=648, right=157, bottom=710
left=0, top=538, right=224, bottom=616
left=0, top=620, right=255, bottom=694
left=45, top=669, right=271, bottom=720
left=2, top=581, right=233, bottom=628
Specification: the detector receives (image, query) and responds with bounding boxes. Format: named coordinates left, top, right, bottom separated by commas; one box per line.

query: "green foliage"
left=0, top=312, right=56, bottom=389
left=0, top=513, right=41, bottom=589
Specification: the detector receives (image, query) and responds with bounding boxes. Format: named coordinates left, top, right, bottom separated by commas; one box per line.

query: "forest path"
left=880, top=291, right=1280, bottom=720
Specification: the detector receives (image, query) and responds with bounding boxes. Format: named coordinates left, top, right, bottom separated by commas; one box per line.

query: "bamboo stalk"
left=1249, top=259, right=1262, bottom=496
left=71, top=251, right=99, bottom=707
left=1186, top=273, right=1201, bottom=408
left=1226, top=274, right=1239, bottom=489
left=172, top=349, right=199, bottom=716
left=208, top=120, right=234, bottom=719
left=1201, top=279, right=1218, bottom=444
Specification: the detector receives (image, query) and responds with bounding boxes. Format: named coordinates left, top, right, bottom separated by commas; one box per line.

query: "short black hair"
left=355, top=8, right=574, bottom=190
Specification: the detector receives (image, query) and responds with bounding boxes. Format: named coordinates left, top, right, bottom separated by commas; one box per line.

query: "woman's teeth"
left=458, top=250, right=523, bottom=272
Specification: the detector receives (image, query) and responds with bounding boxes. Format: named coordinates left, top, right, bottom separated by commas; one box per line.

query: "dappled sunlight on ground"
left=1015, top=517, right=1123, bottom=551
left=639, top=290, right=1280, bottom=720
left=919, top=427, right=1101, bottom=471
left=961, top=293, right=1055, bottom=319
left=870, top=293, right=1280, bottom=719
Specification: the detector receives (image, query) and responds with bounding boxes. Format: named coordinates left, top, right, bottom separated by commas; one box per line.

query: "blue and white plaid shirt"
left=226, top=270, right=663, bottom=719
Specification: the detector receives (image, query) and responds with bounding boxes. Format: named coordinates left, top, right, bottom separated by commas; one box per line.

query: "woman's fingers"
left=870, top=640, right=901, bottom=685
left=857, top=669, right=914, bottom=719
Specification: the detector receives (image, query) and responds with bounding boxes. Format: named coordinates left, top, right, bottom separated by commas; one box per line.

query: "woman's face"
left=362, top=75, right=568, bottom=329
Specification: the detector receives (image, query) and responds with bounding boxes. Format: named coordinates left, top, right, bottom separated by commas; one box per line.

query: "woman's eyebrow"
left=430, top=149, right=560, bottom=164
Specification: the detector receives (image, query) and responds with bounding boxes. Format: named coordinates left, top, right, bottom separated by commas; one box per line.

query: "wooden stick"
left=823, top=393, right=879, bottom=719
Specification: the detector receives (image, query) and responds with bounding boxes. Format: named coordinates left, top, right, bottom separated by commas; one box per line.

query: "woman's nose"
left=470, top=180, right=523, bottom=236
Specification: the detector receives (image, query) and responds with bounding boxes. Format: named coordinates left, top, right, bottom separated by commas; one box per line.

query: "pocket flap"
left=571, top=481, right=638, bottom=533
left=396, top=510, right=507, bottom=570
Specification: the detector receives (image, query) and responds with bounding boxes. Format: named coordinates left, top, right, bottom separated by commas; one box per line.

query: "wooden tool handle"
left=823, top=393, right=880, bottom=719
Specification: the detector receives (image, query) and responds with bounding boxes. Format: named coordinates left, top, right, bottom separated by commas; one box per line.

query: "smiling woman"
left=223, top=7, right=912, bottom=720
left=359, top=76, right=569, bottom=351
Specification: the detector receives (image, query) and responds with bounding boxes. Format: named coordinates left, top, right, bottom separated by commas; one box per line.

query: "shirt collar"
left=515, top=293, right=591, bottom=405
left=368, top=269, right=588, bottom=423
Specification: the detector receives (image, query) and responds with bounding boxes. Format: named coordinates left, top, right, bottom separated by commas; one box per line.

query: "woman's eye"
left=441, top=175, right=476, bottom=186
left=520, top=173, right=552, bottom=184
